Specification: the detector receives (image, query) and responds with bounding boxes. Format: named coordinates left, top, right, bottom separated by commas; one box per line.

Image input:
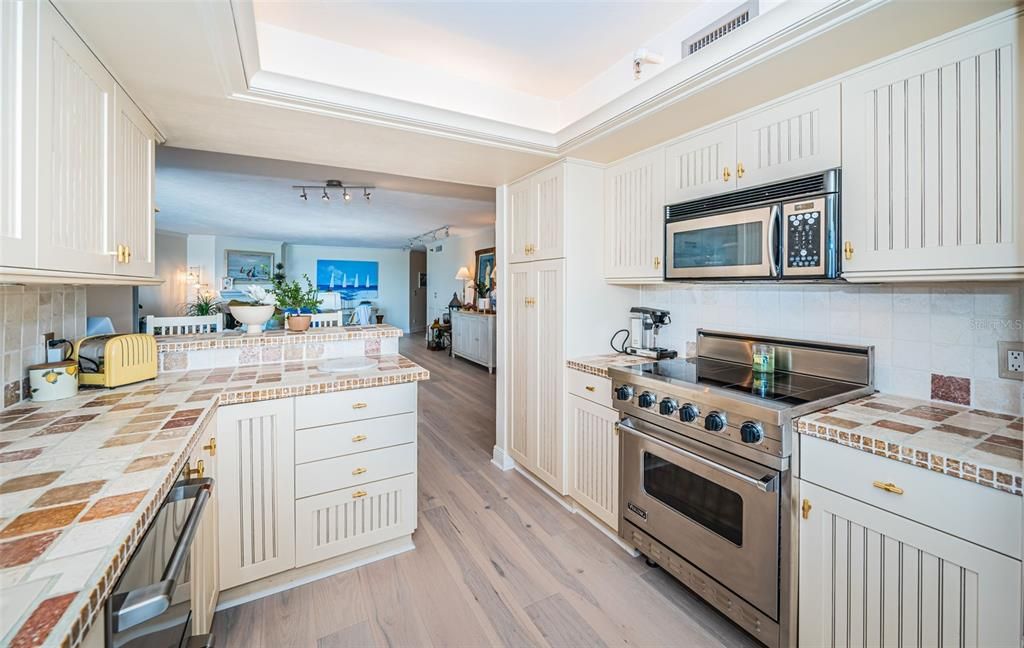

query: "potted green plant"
left=474, top=279, right=491, bottom=311
left=272, top=274, right=322, bottom=332
left=181, top=292, right=220, bottom=317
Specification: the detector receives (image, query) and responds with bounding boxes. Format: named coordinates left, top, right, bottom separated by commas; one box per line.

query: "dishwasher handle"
left=110, top=478, right=213, bottom=633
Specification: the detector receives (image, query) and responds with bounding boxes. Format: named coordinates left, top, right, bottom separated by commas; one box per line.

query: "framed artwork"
left=225, top=250, right=274, bottom=283
left=418, top=272, right=427, bottom=288
left=221, top=276, right=234, bottom=290
left=474, top=247, right=495, bottom=291
left=317, top=259, right=380, bottom=299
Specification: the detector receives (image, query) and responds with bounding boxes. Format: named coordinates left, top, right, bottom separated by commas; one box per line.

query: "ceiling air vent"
left=681, top=1, right=759, bottom=58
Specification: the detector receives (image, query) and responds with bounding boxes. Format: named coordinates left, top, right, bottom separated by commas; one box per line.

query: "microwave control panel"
left=786, top=211, right=821, bottom=268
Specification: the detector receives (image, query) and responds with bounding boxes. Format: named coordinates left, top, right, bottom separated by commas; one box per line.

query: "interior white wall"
left=426, top=228, right=496, bottom=324
left=139, top=231, right=189, bottom=318
left=85, top=286, right=136, bottom=333
left=186, top=234, right=216, bottom=294
left=284, top=244, right=412, bottom=332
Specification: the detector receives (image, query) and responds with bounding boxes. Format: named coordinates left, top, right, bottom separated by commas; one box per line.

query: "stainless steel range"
left=609, top=330, right=874, bottom=648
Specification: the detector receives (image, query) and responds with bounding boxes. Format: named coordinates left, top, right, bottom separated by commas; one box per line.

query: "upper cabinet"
left=510, top=163, right=565, bottom=263
left=841, top=18, right=1020, bottom=281
left=664, top=86, right=842, bottom=205
left=604, top=147, right=665, bottom=282
left=0, top=0, right=159, bottom=283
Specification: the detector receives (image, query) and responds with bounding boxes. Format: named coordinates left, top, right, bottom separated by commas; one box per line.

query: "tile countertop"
left=154, top=323, right=403, bottom=352
left=0, top=355, right=428, bottom=648
left=797, top=393, right=1022, bottom=496
left=566, top=353, right=653, bottom=377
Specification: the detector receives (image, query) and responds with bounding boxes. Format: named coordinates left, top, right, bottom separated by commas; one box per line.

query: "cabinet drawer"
left=800, top=435, right=1020, bottom=558
left=295, top=473, right=417, bottom=567
left=295, top=383, right=416, bottom=429
left=295, top=443, right=416, bottom=498
left=567, top=369, right=612, bottom=408
left=296, top=413, right=416, bottom=464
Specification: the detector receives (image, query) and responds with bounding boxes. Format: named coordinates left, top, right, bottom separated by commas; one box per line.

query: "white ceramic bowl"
left=230, top=305, right=276, bottom=335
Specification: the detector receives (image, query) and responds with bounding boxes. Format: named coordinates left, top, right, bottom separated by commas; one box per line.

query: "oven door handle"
left=110, top=477, right=214, bottom=633
left=768, top=204, right=782, bottom=277
left=618, top=419, right=778, bottom=493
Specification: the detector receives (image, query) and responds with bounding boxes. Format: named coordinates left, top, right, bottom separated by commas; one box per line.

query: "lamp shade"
left=455, top=266, right=472, bottom=280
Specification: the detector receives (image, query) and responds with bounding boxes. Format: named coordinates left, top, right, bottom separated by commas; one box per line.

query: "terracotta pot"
left=287, top=314, right=312, bottom=332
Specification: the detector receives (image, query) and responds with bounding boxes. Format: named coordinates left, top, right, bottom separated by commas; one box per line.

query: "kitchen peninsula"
left=0, top=325, right=427, bottom=648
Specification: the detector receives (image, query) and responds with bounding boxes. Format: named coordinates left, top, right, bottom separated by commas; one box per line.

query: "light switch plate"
left=997, top=341, right=1024, bottom=380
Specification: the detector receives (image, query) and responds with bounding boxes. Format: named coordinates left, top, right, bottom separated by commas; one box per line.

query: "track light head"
left=364, top=188, right=372, bottom=201
left=321, top=188, right=330, bottom=201
left=343, top=190, right=352, bottom=202
left=300, top=188, right=307, bottom=201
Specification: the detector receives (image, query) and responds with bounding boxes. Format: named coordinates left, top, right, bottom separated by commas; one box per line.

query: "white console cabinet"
left=451, top=310, right=496, bottom=373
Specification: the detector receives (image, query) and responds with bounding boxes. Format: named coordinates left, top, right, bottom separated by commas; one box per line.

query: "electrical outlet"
left=998, top=341, right=1024, bottom=380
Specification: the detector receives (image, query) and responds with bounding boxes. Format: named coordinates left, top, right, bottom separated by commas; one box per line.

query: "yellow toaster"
left=74, top=334, right=158, bottom=388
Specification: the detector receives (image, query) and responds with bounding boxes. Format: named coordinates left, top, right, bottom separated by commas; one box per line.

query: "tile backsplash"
left=1, top=286, right=87, bottom=409
left=641, top=283, right=1023, bottom=415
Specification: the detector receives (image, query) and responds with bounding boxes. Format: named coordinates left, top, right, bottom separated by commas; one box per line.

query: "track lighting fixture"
left=406, top=225, right=452, bottom=249
left=292, top=179, right=376, bottom=205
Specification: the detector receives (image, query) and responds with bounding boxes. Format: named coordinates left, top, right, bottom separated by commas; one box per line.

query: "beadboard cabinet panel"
left=508, top=178, right=532, bottom=264
left=604, top=148, right=665, bottom=281
left=532, top=164, right=565, bottom=261
left=508, top=265, right=531, bottom=467
left=113, top=87, right=156, bottom=277
left=532, top=259, right=565, bottom=492
left=217, top=399, right=295, bottom=589
left=735, top=85, right=841, bottom=189
left=842, top=19, right=1020, bottom=279
left=798, top=480, right=1020, bottom=648
left=567, top=395, right=619, bottom=529
left=665, top=123, right=737, bottom=204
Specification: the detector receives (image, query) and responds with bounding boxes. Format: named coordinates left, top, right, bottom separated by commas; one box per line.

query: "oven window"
left=643, top=452, right=743, bottom=546
left=672, top=221, right=763, bottom=268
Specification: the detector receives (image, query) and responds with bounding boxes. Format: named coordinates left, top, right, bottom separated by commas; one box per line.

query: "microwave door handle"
left=110, top=478, right=213, bottom=633
left=768, top=205, right=782, bottom=277
left=618, top=419, right=777, bottom=492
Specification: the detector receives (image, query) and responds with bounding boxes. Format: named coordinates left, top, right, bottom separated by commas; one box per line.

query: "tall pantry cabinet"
left=506, top=160, right=633, bottom=495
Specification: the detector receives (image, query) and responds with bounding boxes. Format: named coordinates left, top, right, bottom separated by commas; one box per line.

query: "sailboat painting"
left=316, top=259, right=380, bottom=299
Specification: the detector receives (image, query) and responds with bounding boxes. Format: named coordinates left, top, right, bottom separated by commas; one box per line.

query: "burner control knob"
left=615, top=385, right=634, bottom=401
left=679, top=403, right=700, bottom=423
left=637, top=391, right=657, bottom=409
left=658, top=398, right=679, bottom=415
left=704, top=411, right=727, bottom=432
left=740, top=421, right=764, bottom=444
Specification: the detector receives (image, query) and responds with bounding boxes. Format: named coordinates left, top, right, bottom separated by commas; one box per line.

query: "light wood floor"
left=212, top=337, right=762, bottom=648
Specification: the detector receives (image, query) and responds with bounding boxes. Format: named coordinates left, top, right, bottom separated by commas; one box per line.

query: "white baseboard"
left=491, top=444, right=515, bottom=471
left=216, top=534, right=415, bottom=610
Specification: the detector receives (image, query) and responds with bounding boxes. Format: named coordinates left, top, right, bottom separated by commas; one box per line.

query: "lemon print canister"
left=28, top=360, right=79, bottom=402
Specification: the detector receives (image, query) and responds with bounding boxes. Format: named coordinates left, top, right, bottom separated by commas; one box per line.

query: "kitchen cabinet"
left=216, top=398, right=296, bottom=590
left=508, top=258, right=566, bottom=492
left=841, top=18, right=1020, bottom=281
left=190, top=419, right=219, bottom=635
left=566, top=393, right=619, bottom=529
left=451, top=310, right=496, bottom=372
left=509, top=163, right=565, bottom=263
left=0, top=0, right=159, bottom=283
left=604, top=147, right=665, bottom=282
left=798, top=480, right=1021, bottom=648
left=665, top=122, right=737, bottom=204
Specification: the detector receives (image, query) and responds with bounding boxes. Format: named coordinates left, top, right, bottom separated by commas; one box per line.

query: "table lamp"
left=455, top=266, right=472, bottom=304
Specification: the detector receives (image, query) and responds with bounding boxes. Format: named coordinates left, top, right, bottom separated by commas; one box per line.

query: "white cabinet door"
left=841, top=20, right=1019, bottom=278
left=604, top=148, right=665, bottom=281
left=530, top=163, right=565, bottom=261
left=566, top=395, right=618, bottom=529
left=531, top=258, right=565, bottom=493
left=113, top=86, right=156, bottom=278
left=798, top=480, right=1021, bottom=648
left=735, top=85, right=841, bottom=188
left=0, top=0, right=38, bottom=269
left=35, top=1, right=116, bottom=275
left=508, top=265, right=532, bottom=467
left=217, top=399, right=295, bottom=589
left=665, top=123, right=737, bottom=204
left=508, top=178, right=533, bottom=264
left=191, top=420, right=219, bottom=635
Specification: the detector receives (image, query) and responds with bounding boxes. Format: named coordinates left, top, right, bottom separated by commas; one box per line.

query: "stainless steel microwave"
left=664, top=169, right=841, bottom=281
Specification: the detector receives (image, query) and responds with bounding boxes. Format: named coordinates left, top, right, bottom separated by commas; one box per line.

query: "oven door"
left=619, top=417, right=780, bottom=618
left=665, top=205, right=781, bottom=279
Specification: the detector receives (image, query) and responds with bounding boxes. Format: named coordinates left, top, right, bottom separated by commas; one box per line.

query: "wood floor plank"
left=316, top=621, right=375, bottom=648
left=524, top=593, right=609, bottom=648
left=358, top=557, right=434, bottom=647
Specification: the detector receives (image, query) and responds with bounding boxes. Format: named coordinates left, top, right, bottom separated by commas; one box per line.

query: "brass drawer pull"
left=352, top=467, right=367, bottom=476
left=844, top=240, right=854, bottom=260
left=203, top=438, right=217, bottom=456
left=722, top=166, right=731, bottom=182
left=351, top=434, right=368, bottom=443
left=352, top=402, right=368, bottom=409
left=653, top=257, right=661, bottom=269
left=736, top=162, right=745, bottom=178
left=352, top=490, right=367, bottom=499
left=872, top=481, right=904, bottom=495
left=185, top=460, right=205, bottom=480
left=801, top=498, right=811, bottom=519
left=585, top=385, right=596, bottom=392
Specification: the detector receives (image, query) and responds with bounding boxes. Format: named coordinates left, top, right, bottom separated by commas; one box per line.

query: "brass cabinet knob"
left=722, top=166, right=731, bottom=182
left=843, top=241, right=854, bottom=260
left=654, top=257, right=661, bottom=269
left=736, top=162, right=745, bottom=178
left=585, top=385, right=596, bottom=392
left=352, top=467, right=367, bottom=476
left=351, top=434, right=368, bottom=443
left=185, top=460, right=204, bottom=479
left=872, top=480, right=904, bottom=495
left=352, top=490, right=367, bottom=499
left=352, top=402, right=368, bottom=409
left=801, top=498, right=811, bottom=519
left=203, top=438, right=216, bottom=456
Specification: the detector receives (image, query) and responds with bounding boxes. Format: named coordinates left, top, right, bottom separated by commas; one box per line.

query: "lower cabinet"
left=216, top=398, right=296, bottom=590
left=191, top=419, right=219, bottom=635
left=798, top=480, right=1021, bottom=648
left=566, top=394, right=619, bottom=530
left=451, top=311, right=496, bottom=373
